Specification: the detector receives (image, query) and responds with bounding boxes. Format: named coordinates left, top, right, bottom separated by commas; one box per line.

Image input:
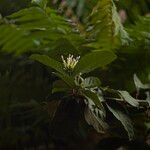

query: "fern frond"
left=0, top=7, right=83, bottom=55
left=86, top=0, right=130, bottom=51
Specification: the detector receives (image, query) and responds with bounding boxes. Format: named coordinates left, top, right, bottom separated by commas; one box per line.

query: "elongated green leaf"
left=30, top=54, right=76, bottom=88
left=95, top=88, right=105, bottom=103
left=118, top=90, right=139, bottom=107
left=84, top=106, right=108, bottom=133
left=53, top=72, right=75, bottom=88
left=106, top=104, right=135, bottom=140
left=74, top=50, right=116, bottom=75
left=30, top=54, right=65, bottom=74
left=83, top=90, right=104, bottom=110
left=133, top=74, right=150, bottom=90
left=52, top=80, right=70, bottom=93
left=81, top=77, right=101, bottom=88
left=86, top=0, right=130, bottom=50
left=0, top=7, right=83, bottom=54
left=7, top=7, right=52, bottom=29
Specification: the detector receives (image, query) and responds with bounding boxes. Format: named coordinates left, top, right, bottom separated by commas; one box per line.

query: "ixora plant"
left=30, top=51, right=150, bottom=141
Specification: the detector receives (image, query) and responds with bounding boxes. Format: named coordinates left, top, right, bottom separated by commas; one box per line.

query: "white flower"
left=61, top=54, right=80, bottom=70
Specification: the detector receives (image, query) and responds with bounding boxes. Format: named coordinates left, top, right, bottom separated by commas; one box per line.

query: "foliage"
left=0, top=0, right=132, bottom=56
left=85, top=0, right=131, bottom=51
left=30, top=53, right=150, bottom=140
left=105, top=16, right=150, bottom=91
left=0, top=6, right=84, bottom=55
left=0, top=0, right=149, bottom=148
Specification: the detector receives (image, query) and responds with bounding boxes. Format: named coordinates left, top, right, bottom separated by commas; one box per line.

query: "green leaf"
left=0, top=7, right=83, bottom=54
left=84, top=106, right=108, bottom=133
left=52, top=80, right=70, bottom=94
left=133, top=74, right=150, bottom=90
left=83, top=90, right=104, bottom=110
left=95, top=88, right=105, bottom=103
left=30, top=54, right=65, bottom=74
left=53, top=72, right=75, bottom=88
left=87, top=0, right=130, bottom=51
left=74, top=50, right=116, bottom=75
left=118, top=90, right=139, bottom=107
left=81, top=77, right=101, bottom=88
left=32, top=0, right=48, bottom=9
left=7, top=7, right=52, bottom=29
left=106, top=104, right=135, bottom=140
left=30, top=54, right=76, bottom=87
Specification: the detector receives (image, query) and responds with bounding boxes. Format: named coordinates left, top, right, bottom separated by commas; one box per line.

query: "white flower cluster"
left=61, top=54, right=80, bottom=70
